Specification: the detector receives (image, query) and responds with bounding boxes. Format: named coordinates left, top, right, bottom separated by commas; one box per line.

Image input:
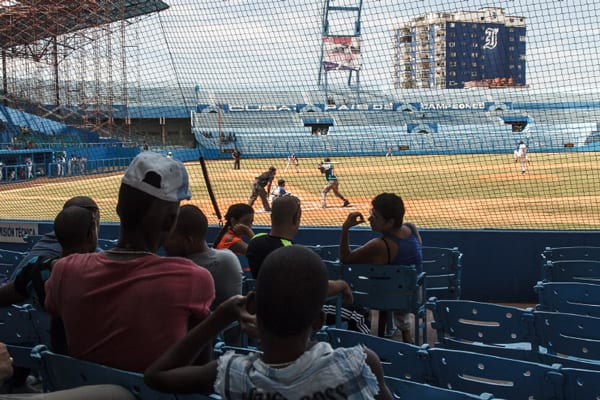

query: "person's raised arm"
left=144, top=295, right=256, bottom=394
left=339, top=212, right=365, bottom=262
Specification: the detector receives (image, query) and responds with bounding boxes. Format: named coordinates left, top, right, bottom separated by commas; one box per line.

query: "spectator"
left=144, top=245, right=392, bottom=400
left=213, top=203, right=255, bottom=256
left=339, top=192, right=423, bottom=342
left=10, top=196, right=100, bottom=281
left=44, top=152, right=215, bottom=372
left=165, top=204, right=242, bottom=310
left=245, top=196, right=355, bottom=319
left=248, top=166, right=276, bottom=212
left=24, top=158, right=33, bottom=180
left=232, top=149, right=241, bottom=170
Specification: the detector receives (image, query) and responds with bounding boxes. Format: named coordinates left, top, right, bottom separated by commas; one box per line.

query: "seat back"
left=422, top=246, right=462, bottom=300
left=428, top=347, right=564, bottom=400
left=0, top=249, right=26, bottom=283
left=535, top=281, right=600, bottom=317
left=34, top=346, right=180, bottom=399
left=385, top=377, right=495, bottom=400
left=308, top=244, right=360, bottom=263
left=542, top=260, right=600, bottom=284
left=562, top=367, right=600, bottom=400
left=534, top=311, right=600, bottom=365
left=97, top=238, right=118, bottom=250
left=322, top=327, right=430, bottom=383
left=542, top=246, right=600, bottom=263
left=340, top=263, right=427, bottom=344
left=427, top=299, right=536, bottom=361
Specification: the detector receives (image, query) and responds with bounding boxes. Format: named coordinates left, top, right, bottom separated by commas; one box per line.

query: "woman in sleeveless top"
left=339, top=193, right=423, bottom=342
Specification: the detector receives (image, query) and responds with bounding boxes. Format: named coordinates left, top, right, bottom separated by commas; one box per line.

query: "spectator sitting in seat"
left=44, top=152, right=215, bottom=373
left=9, top=196, right=100, bottom=282
left=144, top=245, right=392, bottom=399
left=165, top=204, right=242, bottom=311
left=339, top=192, right=423, bottom=343
left=213, top=203, right=255, bottom=256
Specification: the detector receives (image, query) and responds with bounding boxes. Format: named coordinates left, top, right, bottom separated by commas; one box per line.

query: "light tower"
left=318, top=0, right=363, bottom=94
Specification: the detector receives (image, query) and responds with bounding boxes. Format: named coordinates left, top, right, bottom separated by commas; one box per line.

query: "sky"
left=116, top=0, right=600, bottom=94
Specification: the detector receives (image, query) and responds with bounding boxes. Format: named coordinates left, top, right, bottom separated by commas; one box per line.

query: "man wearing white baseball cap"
left=45, top=152, right=215, bottom=373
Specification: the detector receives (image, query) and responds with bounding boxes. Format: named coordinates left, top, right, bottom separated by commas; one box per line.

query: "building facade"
left=393, top=7, right=526, bottom=89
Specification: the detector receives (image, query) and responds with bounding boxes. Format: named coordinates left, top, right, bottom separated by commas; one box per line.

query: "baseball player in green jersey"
left=318, top=157, right=350, bottom=208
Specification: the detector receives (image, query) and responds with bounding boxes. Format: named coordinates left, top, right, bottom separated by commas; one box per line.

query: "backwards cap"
left=122, top=152, right=191, bottom=202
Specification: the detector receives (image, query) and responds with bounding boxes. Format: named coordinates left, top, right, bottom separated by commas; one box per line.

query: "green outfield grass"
left=2, top=151, right=600, bottom=230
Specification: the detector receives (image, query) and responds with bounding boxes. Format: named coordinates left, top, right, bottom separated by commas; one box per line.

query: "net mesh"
left=1, top=0, right=600, bottom=230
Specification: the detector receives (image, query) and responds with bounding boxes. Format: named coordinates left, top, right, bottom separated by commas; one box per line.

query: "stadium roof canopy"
left=0, top=0, right=169, bottom=49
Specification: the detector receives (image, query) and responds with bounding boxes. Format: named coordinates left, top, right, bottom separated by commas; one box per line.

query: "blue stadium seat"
left=338, top=263, right=427, bottom=344
left=422, top=246, right=462, bottom=300
left=534, top=311, right=600, bottom=368
left=0, top=304, right=45, bottom=369
left=32, top=345, right=213, bottom=399
left=542, top=260, right=600, bottom=284
left=427, top=299, right=537, bottom=362
left=319, top=327, right=430, bottom=383
left=384, top=376, right=496, bottom=400
left=427, top=347, right=564, bottom=400
left=0, top=250, right=26, bottom=283
left=562, top=367, right=600, bottom=400
left=535, top=281, right=600, bottom=317
left=541, top=246, right=600, bottom=263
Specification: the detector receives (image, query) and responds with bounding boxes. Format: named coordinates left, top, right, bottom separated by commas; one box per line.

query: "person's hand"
left=342, top=212, right=365, bottom=230
left=0, top=343, right=13, bottom=382
left=233, top=223, right=254, bottom=238
left=216, top=295, right=248, bottom=323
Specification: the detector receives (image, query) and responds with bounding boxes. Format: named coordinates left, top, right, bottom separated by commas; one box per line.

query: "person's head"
left=277, top=179, right=285, bottom=187
left=270, top=195, right=301, bottom=231
left=324, top=157, right=330, bottom=162
left=225, top=203, right=255, bottom=228
left=117, top=152, right=192, bottom=251
left=370, top=192, right=405, bottom=231
left=164, top=205, right=208, bottom=257
left=252, top=245, right=328, bottom=337
left=519, top=140, right=524, bottom=145
left=268, top=166, right=276, bottom=176
left=54, top=206, right=98, bottom=255
left=62, top=196, right=100, bottom=230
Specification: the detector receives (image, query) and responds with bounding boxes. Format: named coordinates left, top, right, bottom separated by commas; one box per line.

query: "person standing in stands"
left=318, top=157, right=350, bottom=208
left=338, top=192, right=422, bottom=343
left=248, top=166, right=276, bottom=212
left=44, top=152, right=215, bottom=373
left=144, top=245, right=392, bottom=400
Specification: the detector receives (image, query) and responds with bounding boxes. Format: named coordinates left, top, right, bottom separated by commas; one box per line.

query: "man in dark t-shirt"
left=247, top=166, right=276, bottom=212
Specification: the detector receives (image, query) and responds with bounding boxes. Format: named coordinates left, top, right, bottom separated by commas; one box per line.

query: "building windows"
left=449, top=61, right=457, bottom=67
left=449, top=52, right=457, bottom=57
left=471, top=71, right=478, bottom=77
left=449, top=42, right=456, bottom=47
left=449, top=71, right=457, bottom=77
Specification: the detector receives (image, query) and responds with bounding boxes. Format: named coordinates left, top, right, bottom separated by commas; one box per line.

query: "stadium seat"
left=0, top=249, right=26, bottom=284
left=535, top=281, right=600, bottom=317
left=422, top=246, right=462, bottom=300
left=338, top=263, right=427, bottom=345
left=427, top=299, right=537, bottom=362
left=542, top=260, right=600, bottom=284
left=319, top=327, right=430, bottom=382
left=384, top=377, right=496, bottom=400
left=0, top=304, right=46, bottom=369
left=541, top=246, right=600, bottom=263
left=562, top=367, right=600, bottom=400
left=533, top=311, right=600, bottom=368
left=427, top=347, right=564, bottom=400
left=97, top=238, right=118, bottom=250
left=32, top=345, right=213, bottom=399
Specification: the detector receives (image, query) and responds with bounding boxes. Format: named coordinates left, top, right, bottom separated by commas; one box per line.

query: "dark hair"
left=277, top=179, right=285, bottom=186
left=324, top=157, right=330, bottom=162
left=372, top=192, right=405, bottom=228
left=213, top=203, right=254, bottom=246
left=269, top=166, right=276, bottom=171
left=174, top=205, right=208, bottom=240
left=54, top=206, right=96, bottom=249
left=256, top=245, right=328, bottom=336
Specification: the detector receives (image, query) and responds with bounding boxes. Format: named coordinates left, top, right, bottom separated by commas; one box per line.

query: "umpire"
left=248, top=166, right=276, bottom=212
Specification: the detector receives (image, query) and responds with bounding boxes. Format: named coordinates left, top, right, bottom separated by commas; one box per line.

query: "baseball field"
left=2, top=151, right=600, bottom=230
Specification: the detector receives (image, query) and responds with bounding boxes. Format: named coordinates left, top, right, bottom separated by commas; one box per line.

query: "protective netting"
left=1, top=0, right=600, bottom=230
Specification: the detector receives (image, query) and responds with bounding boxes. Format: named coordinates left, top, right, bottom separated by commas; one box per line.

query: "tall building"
left=393, top=7, right=526, bottom=89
